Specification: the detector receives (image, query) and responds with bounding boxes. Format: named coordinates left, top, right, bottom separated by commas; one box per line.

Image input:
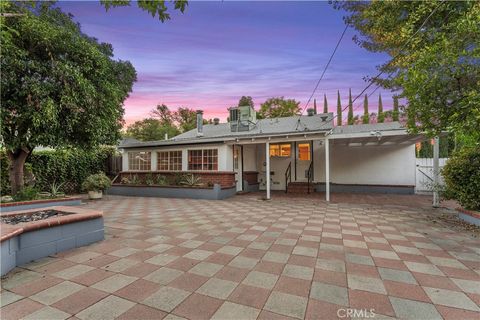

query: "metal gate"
left=415, top=158, right=448, bottom=194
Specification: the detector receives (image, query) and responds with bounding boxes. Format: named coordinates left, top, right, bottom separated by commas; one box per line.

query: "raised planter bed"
left=108, top=183, right=236, bottom=200
left=1, top=206, right=104, bottom=276
left=457, top=207, right=480, bottom=227
left=0, top=197, right=82, bottom=213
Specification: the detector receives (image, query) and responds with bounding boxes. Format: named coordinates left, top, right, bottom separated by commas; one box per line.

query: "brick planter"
left=114, top=171, right=235, bottom=188
left=1, top=206, right=104, bottom=276
left=0, top=197, right=82, bottom=213
left=108, top=184, right=236, bottom=200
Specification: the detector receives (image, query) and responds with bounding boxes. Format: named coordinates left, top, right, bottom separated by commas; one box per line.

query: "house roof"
left=119, top=114, right=412, bottom=149
left=120, top=113, right=335, bottom=148
left=332, top=122, right=405, bottom=135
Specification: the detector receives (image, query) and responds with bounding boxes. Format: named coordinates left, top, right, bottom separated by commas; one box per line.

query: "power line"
left=294, top=24, right=348, bottom=130
left=301, top=24, right=349, bottom=115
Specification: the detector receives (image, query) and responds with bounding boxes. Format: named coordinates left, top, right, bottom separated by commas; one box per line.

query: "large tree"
left=362, top=94, right=370, bottom=124
left=125, top=118, right=179, bottom=141
left=336, top=91, right=342, bottom=126
left=335, top=1, right=480, bottom=139
left=257, top=97, right=301, bottom=119
left=323, top=94, right=328, bottom=114
left=100, top=0, right=188, bottom=22
left=347, top=89, right=354, bottom=125
left=377, top=93, right=385, bottom=123
left=238, top=96, right=254, bottom=108
left=1, top=2, right=136, bottom=193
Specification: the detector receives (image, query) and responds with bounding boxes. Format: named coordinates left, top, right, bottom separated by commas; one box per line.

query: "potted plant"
left=82, top=173, right=111, bottom=199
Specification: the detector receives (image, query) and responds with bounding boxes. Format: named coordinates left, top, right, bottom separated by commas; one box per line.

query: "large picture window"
left=128, top=151, right=151, bottom=171
left=157, top=151, right=182, bottom=171
left=188, top=149, right=218, bottom=171
left=269, top=143, right=291, bottom=157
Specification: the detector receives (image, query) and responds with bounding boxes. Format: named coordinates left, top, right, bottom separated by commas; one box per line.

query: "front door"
left=295, top=142, right=312, bottom=182
left=234, top=145, right=243, bottom=192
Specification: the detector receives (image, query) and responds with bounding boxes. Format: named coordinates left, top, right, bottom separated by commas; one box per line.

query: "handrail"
left=307, top=161, right=314, bottom=194
left=285, top=162, right=292, bottom=193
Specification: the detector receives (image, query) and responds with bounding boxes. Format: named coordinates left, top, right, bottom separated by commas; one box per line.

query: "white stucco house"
left=116, top=105, right=428, bottom=200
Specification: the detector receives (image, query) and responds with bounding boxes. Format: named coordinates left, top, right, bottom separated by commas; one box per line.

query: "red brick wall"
left=115, top=171, right=235, bottom=188
left=243, top=171, right=259, bottom=185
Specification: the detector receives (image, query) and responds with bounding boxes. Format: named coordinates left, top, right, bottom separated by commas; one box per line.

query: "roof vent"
left=307, top=108, right=315, bottom=116
left=320, top=115, right=328, bottom=122
left=213, top=118, right=220, bottom=125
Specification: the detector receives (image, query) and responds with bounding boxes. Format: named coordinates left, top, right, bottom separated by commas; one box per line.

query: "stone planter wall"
left=108, top=184, right=236, bottom=200
left=1, top=206, right=104, bottom=276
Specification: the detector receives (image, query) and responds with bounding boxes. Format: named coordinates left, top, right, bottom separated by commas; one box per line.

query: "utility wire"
left=295, top=24, right=348, bottom=130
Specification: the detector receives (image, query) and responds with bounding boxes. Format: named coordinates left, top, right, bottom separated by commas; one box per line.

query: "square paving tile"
left=76, top=295, right=135, bottom=320
left=23, top=306, right=71, bottom=320
left=264, top=291, right=308, bottom=319
left=211, top=301, right=260, bottom=320
left=143, top=286, right=191, bottom=312
left=52, top=287, right=108, bottom=314
left=228, top=256, right=259, bottom=269
left=389, top=297, right=442, bottom=319
left=196, top=278, right=238, bottom=299
left=188, top=262, right=223, bottom=277
left=310, top=281, right=348, bottom=306
left=242, top=271, right=278, bottom=289
left=282, top=264, right=314, bottom=280
left=378, top=267, right=417, bottom=284
left=173, top=293, right=222, bottom=319
left=423, top=287, right=480, bottom=311
left=143, top=267, right=183, bottom=285
left=91, top=274, right=137, bottom=293
left=228, top=284, right=271, bottom=309
left=347, top=274, right=386, bottom=294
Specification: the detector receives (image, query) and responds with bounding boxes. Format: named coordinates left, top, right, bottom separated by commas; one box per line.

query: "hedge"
left=442, top=147, right=480, bottom=210
left=1, top=147, right=117, bottom=195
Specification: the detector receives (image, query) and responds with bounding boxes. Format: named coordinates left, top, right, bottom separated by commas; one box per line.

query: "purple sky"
left=59, top=1, right=393, bottom=125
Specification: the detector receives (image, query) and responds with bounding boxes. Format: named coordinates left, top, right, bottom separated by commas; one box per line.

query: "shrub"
left=12, top=186, right=39, bottom=202
left=82, top=173, right=112, bottom=192
left=155, top=174, right=168, bottom=186
left=145, top=173, right=155, bottom=186
left=180, top=174, right=202, bottom=186
left=442, top=147, right=480, bottom=210
left=0, top=147, right=116, bottom=194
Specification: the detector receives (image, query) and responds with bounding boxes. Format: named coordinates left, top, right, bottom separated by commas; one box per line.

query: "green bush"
left=442, top=147, right=480, bottom=210
left=12, top=186, right=39, bottom=202
left=1, top=147, right=117, bottom=195
left=82, top=173, right=112, bottom=191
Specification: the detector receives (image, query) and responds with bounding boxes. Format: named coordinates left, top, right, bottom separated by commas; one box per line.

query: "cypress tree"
left=323, top=94, right=328, bottom=113
left=362, top=94, right=370, bottom=124
left=347, top=88, right=354, bottom=125
left=337, top=90, right=342, bottom=126
left=377, top=93, right=384, bottom=123
left=392, top=96, right=399, bottom=121
left=313, top=98, right=317, bottom=114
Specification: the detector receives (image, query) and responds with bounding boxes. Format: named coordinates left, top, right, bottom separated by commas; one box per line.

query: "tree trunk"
left=7, top=148, right=30, bottom=195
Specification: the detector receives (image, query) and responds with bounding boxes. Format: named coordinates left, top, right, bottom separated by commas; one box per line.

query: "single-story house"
left=115, top=105, right=430, bottom=200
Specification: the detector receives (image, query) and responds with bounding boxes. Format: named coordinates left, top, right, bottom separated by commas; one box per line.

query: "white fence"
left=415, top=158, right=448, bottom=194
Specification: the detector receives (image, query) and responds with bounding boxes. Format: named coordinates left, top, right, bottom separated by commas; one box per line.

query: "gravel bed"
left=0, top=210, right=70, bottom=225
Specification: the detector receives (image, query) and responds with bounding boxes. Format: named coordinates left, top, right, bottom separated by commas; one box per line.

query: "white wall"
left=242, top=145, right=258, bottom=171
left=313, top=143, right=416, bottom=186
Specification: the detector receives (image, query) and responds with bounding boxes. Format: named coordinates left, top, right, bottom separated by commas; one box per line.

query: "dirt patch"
left=1, top=210, right=71, bottom=225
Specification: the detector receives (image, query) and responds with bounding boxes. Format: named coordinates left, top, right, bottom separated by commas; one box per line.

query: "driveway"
left=1, top=195, right=479, bottom=320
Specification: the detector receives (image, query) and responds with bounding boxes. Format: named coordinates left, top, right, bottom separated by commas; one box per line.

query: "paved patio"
left=1, top=194, right=479, bottom=320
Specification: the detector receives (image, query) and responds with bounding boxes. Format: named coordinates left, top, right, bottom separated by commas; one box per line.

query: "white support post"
left=266, top=142, right=271, bottom=200
left=151, top=151, right=157, bottom=171
left=433, top=136, right=440, bottom=207
left=325, top=138, right=330, bottom=202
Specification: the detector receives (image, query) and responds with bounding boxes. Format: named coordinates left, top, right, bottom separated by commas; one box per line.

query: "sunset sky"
left=59, top=1, right=393, bottom=125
